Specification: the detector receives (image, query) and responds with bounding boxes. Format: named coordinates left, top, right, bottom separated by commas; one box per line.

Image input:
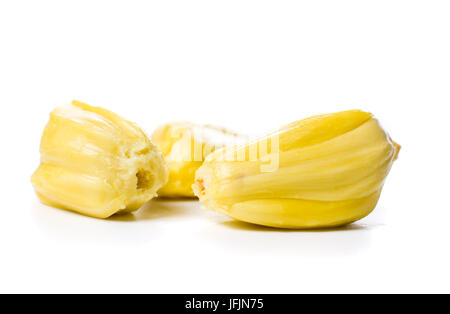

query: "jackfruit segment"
left=31, top=100, right=168, bottom=218
left=193, top=110, right=400, bottom=229
left=152, top=122, right=243, bottom=197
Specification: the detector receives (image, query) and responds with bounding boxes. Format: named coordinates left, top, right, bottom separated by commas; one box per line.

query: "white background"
left=0, top=0, right=449, bottom=293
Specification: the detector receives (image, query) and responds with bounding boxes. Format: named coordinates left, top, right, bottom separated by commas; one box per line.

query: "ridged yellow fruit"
left=193, top=110, right=400, bottom=229
left=152, top=122, right=243, bottom=197
left=31, top=100, right=168, bottom=218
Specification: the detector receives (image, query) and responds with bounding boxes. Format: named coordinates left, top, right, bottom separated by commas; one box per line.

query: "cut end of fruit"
left=195, top=178, right=205, bottom=195
left=392, top=140, right=401, bottom=161
left=136, top=169, right=155, bottom=190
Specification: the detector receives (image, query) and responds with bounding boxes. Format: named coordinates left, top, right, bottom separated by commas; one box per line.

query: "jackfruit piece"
left=193, top=110, right=400, bottom=229
left=31, top=100, right=168, bottom=218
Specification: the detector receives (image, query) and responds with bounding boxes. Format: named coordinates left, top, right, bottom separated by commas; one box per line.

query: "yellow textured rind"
left=31, top=100, right=168, bottom=219
left=193, top=110, right=400, bottom=229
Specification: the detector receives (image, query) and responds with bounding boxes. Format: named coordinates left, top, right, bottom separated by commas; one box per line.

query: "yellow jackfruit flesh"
left=31, top=101, right=168, bottom=218
left=152, top=122, right=243, bottom=197
left=193, top=110, right=400, bottom=229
